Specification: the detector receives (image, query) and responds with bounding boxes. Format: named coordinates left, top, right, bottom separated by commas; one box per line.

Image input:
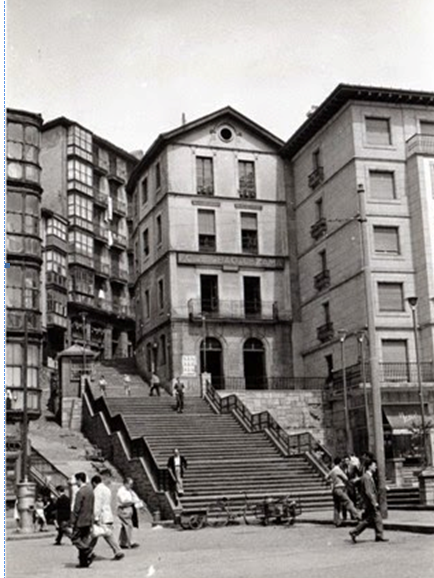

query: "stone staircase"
left=103, top=394, right=332, bottom=513
left=91, top=358, right=151, bottom=397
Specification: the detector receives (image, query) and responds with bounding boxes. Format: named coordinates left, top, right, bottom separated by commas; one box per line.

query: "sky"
left=6, top=0, right=434, bottom=154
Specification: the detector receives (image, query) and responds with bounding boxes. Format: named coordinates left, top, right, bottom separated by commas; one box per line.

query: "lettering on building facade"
left=177, top=252, right=284, bottom=269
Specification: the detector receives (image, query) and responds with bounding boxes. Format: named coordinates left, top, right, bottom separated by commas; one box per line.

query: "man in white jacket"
left=91, top=475, right=124, bottom=561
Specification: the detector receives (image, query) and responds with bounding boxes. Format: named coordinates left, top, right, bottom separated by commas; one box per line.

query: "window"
left=145, top=289, right=150, bottom=318
left=158, top=279, right=164, bottom=309
left=155, top=162, right=161, bottom=191
left=6, top=343, right=39, bottom=390
left=382, top=339, right=408, bottom=366
left=46, top=250, right=67, bottom=277
left=6, top=191, right=39, bottom=236
left=7, top=121, right=40, bottom=182
left=312, top=148, right=321, bottom=169
left=322, top=302, right=331, bottom=324
left=196, top=157, right=214, bottom=195
left=69, top=230, right=93, bottom=256
left=378, top=282, right=404, bottom=311
left=315, top=198, right=323, bottom=220
left=67, top=160, right=93, bottom=186
left=47, top=289, right=67, bottom=316
left=156, top=215, right=162, bottom=245
left=70, top=266, right=94, bottom=295
left=141, top=177, right=148, bottom=204
left=366, top=117, right=391, bottom=146
left=420, top=121, right=434, bottom=136
left=374, top=226, right=400, bottom=255
left=143, top=229, right=149, bottom=256
left=369, top=171, right=396, bottom=200
left=68, top=194, right=92, bottom=221
left=198, top=210, right=216, bottom=252
left=319, top=250, right=327, bottom=272
left=241, top=212, right=258, bottom=254
left=244, top=277, right=261, bottom=316
left=46, top=217, right=67, bottom=241
left=239, top=161, right=256, bottom=198
left=67, top=126, right=92, bottom=162
left=201, top=275, right=218, bottom=313
left=6, top=265, right=39, bottom=310
left=160, top=335, right=167, bottom=365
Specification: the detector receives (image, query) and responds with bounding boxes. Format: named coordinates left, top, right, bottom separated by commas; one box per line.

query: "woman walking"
left=116, top=477, right=141, bottom=549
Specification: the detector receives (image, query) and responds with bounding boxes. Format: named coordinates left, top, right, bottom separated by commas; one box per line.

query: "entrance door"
left=243, top=277, right=261, bottom=317
left=200, top=337, right=224, bottom=389
left=200, top=275, right=219, bottom=314
left=243, top=338, right=266, bottom=389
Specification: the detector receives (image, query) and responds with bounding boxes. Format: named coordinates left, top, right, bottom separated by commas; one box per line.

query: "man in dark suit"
left=349, top=458, right=388, bottom=543
left=54, top=485, right=71, bottom=545
left=71, top=472, right=96, bottom=568
left=167, top=448, right=187, bottom=502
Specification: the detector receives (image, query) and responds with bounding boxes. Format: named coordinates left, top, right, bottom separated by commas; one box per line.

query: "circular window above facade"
left=218, top=126, right=234, bottom=142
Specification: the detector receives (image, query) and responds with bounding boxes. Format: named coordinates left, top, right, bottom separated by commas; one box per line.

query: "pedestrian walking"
left=123, top=374, right=131, bottom=396
left=149, top=372, right=161, bottom=397
left=70, top=472, right=96, bottom=568
left=173, top=377, right=185, bottom=413
left=349, top=457, right=389, bottom=543
left=91, top=475, right=124, bottom=561
left=325, top=457, right=360, bottom=527
left=53, top=485, right=71, bottom=545
left=98, top=375, right=107, bottom=396
left=34, top=495, right=47, bottom=531
left=167, top=448, right=188, bottom=502
left=116, top=477, right=142, bottom=549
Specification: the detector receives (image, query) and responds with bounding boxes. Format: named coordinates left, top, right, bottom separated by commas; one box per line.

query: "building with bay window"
left=127, top=107, right=293, bottom=394
left=40, top=118, right=140, bottom=361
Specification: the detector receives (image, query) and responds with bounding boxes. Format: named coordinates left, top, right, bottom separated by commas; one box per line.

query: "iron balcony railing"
left=406, top=134, right=434, bottom=158
left=317, top=321, right=334, bottom=343
left=310, top=217, right=327, bottom=240
left=314, top=269, right=331, bottom=291
left=222, top=376, right=326, bottom=391
left=308, top=166, right=324, bottom=189
left=188, top=298, right=278, bottom=321
left=331, top=361, right=434, bottom=388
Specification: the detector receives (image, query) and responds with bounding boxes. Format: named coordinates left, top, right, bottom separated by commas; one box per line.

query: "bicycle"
left=253, top=495, right=302, bottom=526
left=207, top=494, right=251, bottom=528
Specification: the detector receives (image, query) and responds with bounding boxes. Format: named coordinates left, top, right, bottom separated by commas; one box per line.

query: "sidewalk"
left=298, top=508, right=434, bottom=534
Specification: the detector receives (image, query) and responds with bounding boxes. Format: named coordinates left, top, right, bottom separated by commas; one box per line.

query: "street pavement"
left=6, top=520, right=434, bottom=578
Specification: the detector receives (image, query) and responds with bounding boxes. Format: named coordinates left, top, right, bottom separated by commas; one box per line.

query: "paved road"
left=6, top=522, right=434, bottom=578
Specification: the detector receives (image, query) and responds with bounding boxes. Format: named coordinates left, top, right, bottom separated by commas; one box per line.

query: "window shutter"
left=198, top=210, right=215, bottom=234
left=374, top=227, right=399, bottom=253
left=420, top=121, right=434, bottom=136
left=378, top=283, right=403, bottom=311
left=241, top=212, right=257, bottom=230
left=366, top=117, right=391, bottom=145
left=382, top=340, right=408, bottom=363
left=370, top=171, right=395, bottom=200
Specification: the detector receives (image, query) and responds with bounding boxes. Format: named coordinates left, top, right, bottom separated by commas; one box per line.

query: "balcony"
left=310, top=217, right=327, bottom=240
left=69, top=216, right=93, bottom=233
left=7, top=235, right=42, bottom=260
left=93, top=222, right=109, bottom=242
left=45, top=234, right=68, bottom=253
left=7, top=310, right=41, bottom=333
left=112, top=197, right=127, bottom=216
left=308, top=166, right=324, bottom=189
left=94, top=259, right=110, bottom=277
left=406, top=134, right=434, bottom=158
left=197, top=185, right=214, bottom=196
left=46, top=312, right=68, bottom=329
left=314, top=269, right=331, bottom=291
left=317, top=321, right=334, bottom=343
left=69, top=291, right=94, bottom=307
left=188, top=299, right=278, bottom=321
left=110, top=264, right=129, bottom=282
left=67, top=179, right=93, bottom=198
left=68, top=251, right=93, bottom=269
left=6, top=387, right=42, bottom=421
left=111, top=231, right=127, bottom=249
left=93, top=190, right=109, bottom=207
left=46, top=270, right=67, bottom=289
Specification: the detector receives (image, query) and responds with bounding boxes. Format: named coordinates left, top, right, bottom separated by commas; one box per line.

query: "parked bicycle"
left=207, top=494, right=250, bottom=528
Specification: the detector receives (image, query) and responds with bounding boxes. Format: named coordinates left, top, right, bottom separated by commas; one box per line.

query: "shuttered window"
left=420, top=121, right=434, bottom=136
left=382, top=339, right=408, bottom=363
left=241, top=212, right=258, bottom=254
left=196, top=157, right=214, bottom=195
left=239, top=161, right=256, bottom=198
left=370, top=171, right=396, bottom=200
left=198, top=210, right=216, bottom=252
left=373, top=226, right=400, bottom=254
left=366, top=117, right=391, bottom=146
left=378, top=282, right=404, bottom=311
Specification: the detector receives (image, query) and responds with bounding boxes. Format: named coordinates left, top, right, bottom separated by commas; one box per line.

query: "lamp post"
left=407, top=297, right=429, bottom=467
left=201, top=314, right=207, bottom=373
left=339, top=330, right=353, bottom=453
left=357, top=183, right=387, bottom=517
left=358, top=330, right=372, bottom=451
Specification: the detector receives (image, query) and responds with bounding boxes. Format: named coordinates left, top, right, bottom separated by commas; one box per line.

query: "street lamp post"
left=358, top=331, right=373, bottom=451
left=339, top=330, right=353, bottom=454
left=201, top=314, right=207, bottom=373
left=357, top=183, right=388, bottom=517
left=407, top=297, right=430, bottom=467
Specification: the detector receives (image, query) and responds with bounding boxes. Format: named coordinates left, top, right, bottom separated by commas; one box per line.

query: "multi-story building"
left=282, top=84, right=434, bottom=454
left=127, top=108, right=292, bottom=393
left=5, top=109, right=44, bottom=490
left=40, top=118, right=139, bottom=361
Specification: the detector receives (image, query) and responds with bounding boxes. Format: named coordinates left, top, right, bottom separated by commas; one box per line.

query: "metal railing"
left=406, top=134, right=434, bottom=158
left=188, top=298, right=278, bottom=321
left=222, top=376, right=326, bottom=391
left=204, top=381, right=332, bottom=469
left=331, top=362, right=434, bottom=388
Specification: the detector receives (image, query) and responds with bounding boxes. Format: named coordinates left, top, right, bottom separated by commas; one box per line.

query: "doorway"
left=243, top=338, right=266, bottom=389
left=200, top=337, right=224, bottom=389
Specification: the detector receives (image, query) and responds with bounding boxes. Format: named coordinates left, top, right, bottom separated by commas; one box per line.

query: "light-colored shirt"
left=116, top=485, right=139, bottom=508
left=325, top=465, right=348, bottom=491
left=94, top=482, right=114, bottom=524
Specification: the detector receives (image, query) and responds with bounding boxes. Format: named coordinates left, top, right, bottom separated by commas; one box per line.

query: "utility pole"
left=358, top=331, right=373, bottom=451
left=357, top=183, right=387, bottom=518
left=339, top=330, right=353, bottom=453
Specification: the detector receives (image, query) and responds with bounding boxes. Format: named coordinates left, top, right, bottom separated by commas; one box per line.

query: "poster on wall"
left=182, top=355, right=197, bottom=377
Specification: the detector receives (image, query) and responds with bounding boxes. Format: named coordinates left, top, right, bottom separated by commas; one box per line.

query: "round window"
left=219, top=127, right=234, bottom=142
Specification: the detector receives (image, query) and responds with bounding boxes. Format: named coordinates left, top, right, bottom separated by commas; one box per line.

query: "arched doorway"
left=200, top=337, right=224, bottom=389
left=243, top=338, right=266, bottom=390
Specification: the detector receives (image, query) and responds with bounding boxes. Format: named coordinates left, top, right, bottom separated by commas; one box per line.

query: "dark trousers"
left=55, top=520, right=71, bottom=544
left=150, top=384, right=160, bottom=396
left=352, top=507, right=384, bottom=539
left=175, top=395, right=184, bottom=412
left=71, top=526, right=96, bottom=567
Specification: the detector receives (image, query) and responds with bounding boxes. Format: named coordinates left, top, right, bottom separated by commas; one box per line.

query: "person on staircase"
left=149, top=372, right=161, bottom=397
left=172, top=377, right=185, bottom=413
left=167, top=448, right=188, bottom=503
left=116, top=477, right=142, bottom=549
left=98, top=375, right=107, bottom=396
left=123, top=374, right=132, bottom=396
left=91, top=475, right=124, bottom=561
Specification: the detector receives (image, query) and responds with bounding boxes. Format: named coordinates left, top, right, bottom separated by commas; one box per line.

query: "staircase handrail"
left=84, top=380, right=177, bottom=499
left=204, top=381, right=332, bottom=470
left=29, top=447, right=70, bottom=496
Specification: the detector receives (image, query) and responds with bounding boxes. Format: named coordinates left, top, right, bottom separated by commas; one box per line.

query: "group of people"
left=325, top=452, right=388, bottom=543
left=47, top=473, right=143, bottom=568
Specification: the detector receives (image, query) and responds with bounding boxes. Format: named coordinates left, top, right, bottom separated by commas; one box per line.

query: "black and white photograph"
left=4, top=1, right=434, bottom=576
